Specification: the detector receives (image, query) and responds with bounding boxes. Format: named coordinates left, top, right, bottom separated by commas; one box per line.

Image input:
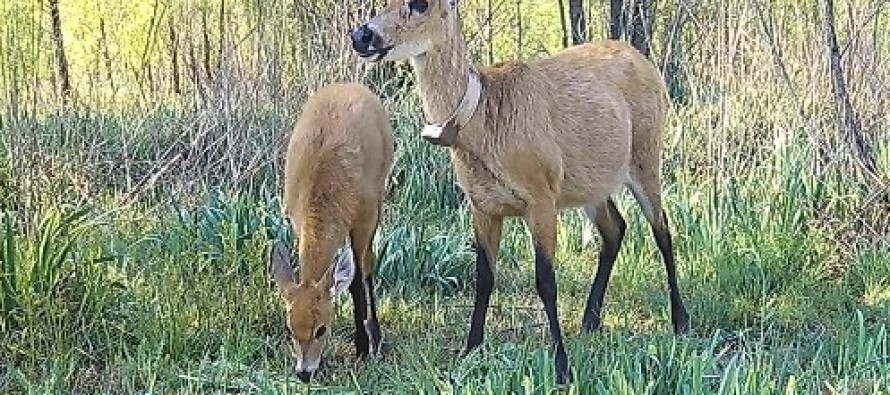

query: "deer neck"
left=409, top=27, right=478, bottom=129
left=297, top=221, right=341, bottom=286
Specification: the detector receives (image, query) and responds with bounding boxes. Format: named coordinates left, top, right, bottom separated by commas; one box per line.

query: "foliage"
left=1, top=0, right=888, bottom=393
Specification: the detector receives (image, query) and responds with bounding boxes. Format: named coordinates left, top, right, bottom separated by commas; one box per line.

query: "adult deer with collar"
left=350, top=0, right=690, bottom=384
left=270, top=82, right=393, bottom=382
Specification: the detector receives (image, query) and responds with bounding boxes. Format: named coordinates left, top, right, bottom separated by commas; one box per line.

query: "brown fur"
left=284, top=83, right=393, bottom=282
left=272, top=82, right=393, bottom=380
left=424, top=42, right=669, bottom=219
left=352, top=0, right=688, bottom=384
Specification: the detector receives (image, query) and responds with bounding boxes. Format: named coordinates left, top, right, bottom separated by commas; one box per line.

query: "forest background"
left=0, top=0, right=888, bottom=393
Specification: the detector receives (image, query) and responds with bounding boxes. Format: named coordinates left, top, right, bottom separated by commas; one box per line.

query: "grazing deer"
left=349, top=0, right=689, bottom=384
left=269, top=82, right=394, bottom=382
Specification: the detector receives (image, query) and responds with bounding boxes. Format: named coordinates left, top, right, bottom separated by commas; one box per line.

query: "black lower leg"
left=534, top=246, right=572, bottom=384
left=464, top=241, right=494, bottom=353
left=364, top=276, right=382, bottom=352
left=653, top=212, right=689, bottom=334
left=582, top=200, right=626, bottom=332
left=348, top=267, right=370, bottom=357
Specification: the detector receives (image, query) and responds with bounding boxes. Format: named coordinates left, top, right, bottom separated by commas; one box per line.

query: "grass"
left=1, top=1, right=889, bottom=392
left=1, top=99, right=888, bottom=394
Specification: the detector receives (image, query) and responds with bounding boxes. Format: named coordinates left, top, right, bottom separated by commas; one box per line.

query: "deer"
left=349, top=0, right=690, bottom=384
left=269, top=82, right=394, bottom=383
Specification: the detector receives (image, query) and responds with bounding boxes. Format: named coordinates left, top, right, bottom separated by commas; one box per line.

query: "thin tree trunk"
left=487, top=0, right=494, bottom=64
left=170, top=21, right=182, bottom=95
left=609, top=0, right=654, bottom=57
left=609, top=0, right=625, bottom=40
left=48, top=0, right=71, bottom=103
left=189, top=34, right=206, bottom=104
left=820, top=0, right=884, bottom=191
left=99, top=18, right=116, bottom=97
left=568, top=0, right=586, bottom=44
left=202, top=5, right=213, bottom=83
left=663, top=0, right=688, bottom=104
left=630, top=0, right=655, bottom=57
left=516, top=0, right=523, bottom=56
left=218, top=0, right=226, bottom=73
left=558, top=0, right=569, bottom=48
left=140, top=0, right=161, bottom=98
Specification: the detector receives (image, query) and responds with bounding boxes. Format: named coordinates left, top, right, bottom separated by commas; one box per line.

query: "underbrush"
left=1, top=107, right=887, bottom=392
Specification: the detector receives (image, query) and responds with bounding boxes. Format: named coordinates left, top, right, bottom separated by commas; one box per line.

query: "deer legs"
left=463, top=204, right=573, bottom=384
left=464, top=212, right=502, bottom=353
left=349, top=208, right=384, bottom=358
left=581, top=198, right=627, bottom=332
left=525, top=203, right=573, bottom=384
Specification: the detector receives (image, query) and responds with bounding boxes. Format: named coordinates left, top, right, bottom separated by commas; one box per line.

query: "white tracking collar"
left=420, top=68, right=482, bottom=146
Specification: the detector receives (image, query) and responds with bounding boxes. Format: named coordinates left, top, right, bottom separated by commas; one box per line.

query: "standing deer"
left=270, top=82, right=394, bottom=382
left=350, top=0, right=689, bottom=384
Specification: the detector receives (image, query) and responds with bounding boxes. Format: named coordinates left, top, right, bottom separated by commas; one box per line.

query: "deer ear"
left=329, top=247, right=356, bottom=297
left=269, top=241, right=297, bottom=293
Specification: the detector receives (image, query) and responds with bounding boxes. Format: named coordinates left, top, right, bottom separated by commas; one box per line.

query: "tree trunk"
left=48, top=0, right=71, bottom=103
left=819, top=0, right=882, bottom=181
left=202, top=6, right=213, bottom=83
left=568, top=0, right=586, bottom=44
left=188, top=35, right=206, bottom=104
left=558, top=0, right=569, bottom=48
left=609, top=0, right=655, bottom=57
left=664, top=0, right=689, bottom=104
left=487, top=0, right=494, bottom=64
left=99, top=18, right=116, bottom=96
left=217, top=0, right=226, bottom=73
left=630, top=0, right=655, bottom=57
left=140, top=0, right=161, bottom=97
left=516, top=0, right=523, bottom=56
left=169, top=21, right=182, bottom=95
left=609, top=0, right=625, bottom=40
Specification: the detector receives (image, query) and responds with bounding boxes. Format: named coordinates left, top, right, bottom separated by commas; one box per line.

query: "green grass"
left=1, top=100, right=888, bottom=394
left=2, top=0, right=889, bottom=392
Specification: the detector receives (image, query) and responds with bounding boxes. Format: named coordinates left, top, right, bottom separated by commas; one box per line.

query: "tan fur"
left=436, top=44, right=667, bottom=220
left=275, top=82, right=393, bottom=379
left=360, top=0, right=667, bottom=219
left=353, top=0, right=688, bottom=384
left=284, top=83, right=393, bottom=282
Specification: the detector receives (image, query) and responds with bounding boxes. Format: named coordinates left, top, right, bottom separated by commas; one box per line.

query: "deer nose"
left=351, top=25, right=375, bottom=53
left=296, top=370, right=312, bottom=383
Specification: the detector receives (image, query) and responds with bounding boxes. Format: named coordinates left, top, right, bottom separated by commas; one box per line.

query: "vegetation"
left=1, top=0, right=888, bottom=393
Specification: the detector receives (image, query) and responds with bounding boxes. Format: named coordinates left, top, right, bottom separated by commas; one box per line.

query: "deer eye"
left=407, top=0, right=428, bottom=13
left=314, top=325, right=327, bottom=339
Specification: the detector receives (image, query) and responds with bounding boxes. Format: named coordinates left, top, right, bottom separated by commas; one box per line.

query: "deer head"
left=269, top=241, right=355, bottom=382
left=350, top=0, right=461, bottom=62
